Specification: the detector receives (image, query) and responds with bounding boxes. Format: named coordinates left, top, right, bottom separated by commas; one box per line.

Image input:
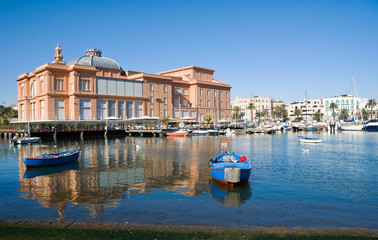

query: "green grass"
left=1, top=225, right=377, bottom=240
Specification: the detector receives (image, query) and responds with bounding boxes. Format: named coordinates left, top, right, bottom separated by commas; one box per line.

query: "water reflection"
left=17, top=137, right=218, bottom=220
left=210, top=179, right=252, bottom=207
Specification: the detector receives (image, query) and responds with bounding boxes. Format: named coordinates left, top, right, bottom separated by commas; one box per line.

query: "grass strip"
left=0, top=221, right=377, bottom=240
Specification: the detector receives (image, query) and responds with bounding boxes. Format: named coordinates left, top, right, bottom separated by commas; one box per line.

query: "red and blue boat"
left=209, top=152, right=251, bottom=185
left=22, top=149, right=81, bottom=168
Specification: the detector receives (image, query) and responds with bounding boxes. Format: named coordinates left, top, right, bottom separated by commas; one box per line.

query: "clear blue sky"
left=1, top=0, right=377, bottom=105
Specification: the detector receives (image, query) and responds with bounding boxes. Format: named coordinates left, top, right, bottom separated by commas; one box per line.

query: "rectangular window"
left=96, top=100, right=106, bottom=120
left=190, top=111, right=196, bottom=118
left=226, top=102, right=229, bottom=107
left=55, top=79, right=63, bottom=90
left=214, top=91, right=216, bottom=97
left=220, top=101, right=223, bottom=107
left=182, top=99, right=188, bottom=107
left=149, top=84, right=153, bottom=91
left=200, top=89, right=203, bottom=95
left=174, top=98, right=180, bottom=107
left=226, top=92, right=228, bottom=98
left=200, top=100, right=202, bottom=106
left=182, top=110, right=188, bottom=117
left=164, top=97, right=167, bottom=104
left=174, top=88, right=181, bottom=94
left=207, top=90, right=210, bottom=96
left=163, top=84, right=167, bottom=92
left=150, top=109, right=153, bottom=117
left=41, top=80, right=44, bottom=91
left=173, top=110, right=179, bottom=118
left=126, top=101, right=133, bottom=119
left=135, top=102, right=143, bottom=117
left=40, top=100, right=44, bottom=120
left=150, top=96, right=153, bottom=104
left=80, top=80, right=90, bottom=91
left=108, top=101, right=116, bottom=117
left=164, top=109, right=167, bottom=116
left=118, top=101, right=124, bottom=119
left=183, top=89, right=188, bottom=95
left=220, top=91, right=222, bottom=97
left=80, top=100, right=91, bottom=120
left=55, top=99, right=65, bottom=120
left=207, top=100, right=210, bottom=107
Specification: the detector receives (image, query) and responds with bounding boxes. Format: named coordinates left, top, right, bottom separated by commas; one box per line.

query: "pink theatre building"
left=16, top=44, right=232, bottom=123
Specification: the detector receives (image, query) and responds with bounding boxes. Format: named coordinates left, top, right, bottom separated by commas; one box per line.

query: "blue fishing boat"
left=22, top=149, right=81, bottom=168
left=209, top=152, right=251, bottom=185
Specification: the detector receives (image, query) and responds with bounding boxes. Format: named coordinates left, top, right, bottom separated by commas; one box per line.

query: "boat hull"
left=166, top=132, right=188, bottom=136
left=298, top=137, right=322, bottom=143
left=16, top=137, right=41, bottom=144
left=22, top=149, right=80, bottom=167
left=340, top=124, right=363, bottom=131
left=210, top=168, right=251, bottom=185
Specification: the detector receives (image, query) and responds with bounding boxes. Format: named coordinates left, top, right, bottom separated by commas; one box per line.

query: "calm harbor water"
left=0, top=132, right=377, bottom=229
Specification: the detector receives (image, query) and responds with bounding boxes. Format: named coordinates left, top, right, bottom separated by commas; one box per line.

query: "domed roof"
left=68, top=47, right=122, bottom=70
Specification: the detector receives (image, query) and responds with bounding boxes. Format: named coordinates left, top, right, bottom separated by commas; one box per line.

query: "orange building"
left=16, top=44, right=231, bottom=123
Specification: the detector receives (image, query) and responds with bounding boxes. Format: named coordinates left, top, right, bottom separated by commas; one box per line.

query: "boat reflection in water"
left=23, top=162, right=79, bottom=178
left=209, top=179, right=252, bottom=207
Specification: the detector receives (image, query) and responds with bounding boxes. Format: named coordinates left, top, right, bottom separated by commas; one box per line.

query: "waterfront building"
left=16, top=44, right=231, bottom=123
left=323, top=95, right=368, bottom=120
left=288, top=99, right=323, bottom=121
left=231, top=96, right=284, bottom=122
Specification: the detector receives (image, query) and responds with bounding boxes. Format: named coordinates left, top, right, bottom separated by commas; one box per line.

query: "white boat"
left=225, top=128, right=235, bottom=136
left=298, top=136, right=322, bottom=143
left=16, top=137, right=41, bottom=144
left=339, top=124, right=363, bottom=131
left=304, top=125, right=318, bottom=131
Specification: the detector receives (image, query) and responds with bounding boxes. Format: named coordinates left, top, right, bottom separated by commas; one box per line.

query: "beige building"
left=16, top=44, right=231, bottom=123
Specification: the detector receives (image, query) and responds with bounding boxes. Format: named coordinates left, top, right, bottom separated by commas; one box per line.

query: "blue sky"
left=0, top=0, right=377, bottom=105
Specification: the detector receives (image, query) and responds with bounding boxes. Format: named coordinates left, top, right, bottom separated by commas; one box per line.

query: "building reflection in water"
left=18, top=136, right=223, bottom=220
left=209, top=179, right=252, bottom=207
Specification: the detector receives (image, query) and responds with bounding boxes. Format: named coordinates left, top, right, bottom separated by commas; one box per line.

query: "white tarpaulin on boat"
left=224, top=168, right=241, bottom=183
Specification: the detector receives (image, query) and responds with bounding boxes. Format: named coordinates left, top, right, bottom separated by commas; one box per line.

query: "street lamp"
left=24, top=95, right=32, bottom=137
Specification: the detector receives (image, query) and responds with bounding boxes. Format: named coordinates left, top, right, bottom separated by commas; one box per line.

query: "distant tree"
left=247, top=103, right=255, bottom=122
left=294, top=108, right=302, bottom=121
left=160, top=116, right=170, bottom=128
left=329, top=103, right=338, bottom=120
left=362, top=108, right=369, bottom=120
left=0, top=105, right=18, bottom=125
left=312, top=110, right=323, bottom=122
left=232, top=106, right=242, bottom=121
left=338, top=109, right=349, bottom=120
left=367, top=99, right=377, bottom=119
left=274, top=104, right=287, bottom=120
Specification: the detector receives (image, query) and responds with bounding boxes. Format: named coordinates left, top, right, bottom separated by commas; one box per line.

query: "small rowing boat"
left=209, top=152, right=251, bottom=185
left=22, top=149, right=81, bottom=167
left=298, top=136, right=322, bottom=143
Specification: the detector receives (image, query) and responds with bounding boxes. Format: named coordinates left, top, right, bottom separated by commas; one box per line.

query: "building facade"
left=288, top=99, right=323, bottom=121
left=16, top=44, right=231, bottom=123
left=323, top=95, right=368, bottom=120
left=231, top=96, right=284, bottom=122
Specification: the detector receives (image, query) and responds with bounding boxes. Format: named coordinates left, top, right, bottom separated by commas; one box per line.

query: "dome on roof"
left=68, top=47, right=122, bottom=70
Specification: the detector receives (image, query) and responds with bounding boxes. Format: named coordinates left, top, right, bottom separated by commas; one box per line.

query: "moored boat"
left=363, top=119, right=378, bottom=132
left=192, top=130, right=208, bottom=135
left=166, top=129, right=189, bottom=137
left=16, top=137, right=41, bottom=144
left=339, top=124, right=363, bottom=131
left=209, top=152, right=251, bottom=185
left=22, top=149, right=81, bottom=167
left=298, top=136, right=322, bottom=143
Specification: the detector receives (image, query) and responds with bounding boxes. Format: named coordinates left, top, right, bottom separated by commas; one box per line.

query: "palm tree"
left=338, top=109, right=349, bottom=120
left=160, top=115, right=170, bottom=129
left=362, top=108, right=369, bottom=120
left=247, top=103, right=255, bottom=122
left=204, top=115, right=213, bottom=128
left=294, top=108, right=302, bottom=121
left=312, top=110, right=323, bottom=122
left=329, top=102, right=338, bottom=120
left=367, top=99, right=377, bottom=119
left=232, top=106, right=242, bottom=121
left=274, top=104, right=288, bottom=121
